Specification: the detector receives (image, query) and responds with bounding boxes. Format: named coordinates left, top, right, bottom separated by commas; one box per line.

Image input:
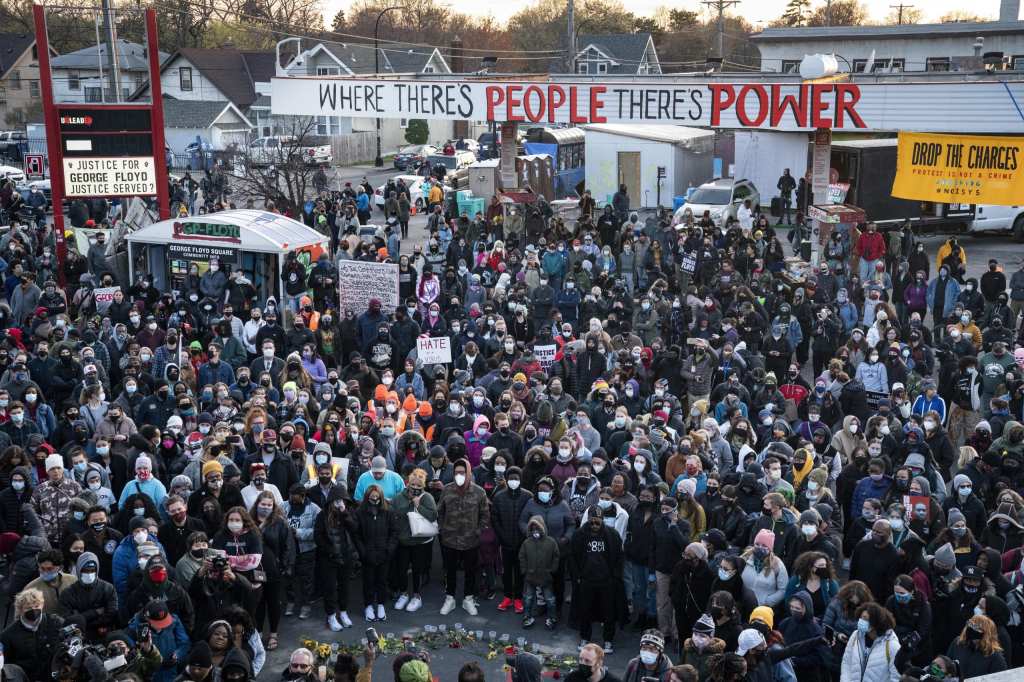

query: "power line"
left=700, top=0, right=741, bottom=60
left=889, top=3, right=915, bottom=24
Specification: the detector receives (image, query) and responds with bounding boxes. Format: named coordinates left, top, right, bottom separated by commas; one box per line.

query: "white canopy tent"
left=125, top=209, right=329, bottom=302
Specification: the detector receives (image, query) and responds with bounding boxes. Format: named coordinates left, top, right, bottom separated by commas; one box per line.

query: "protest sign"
left=94, top=286, right=121, bottom=314
left=534, top=344, right=557, bottom=369
left=338, top=261, right=399, bottom=314
left=417, top=336, right=452, bottom=364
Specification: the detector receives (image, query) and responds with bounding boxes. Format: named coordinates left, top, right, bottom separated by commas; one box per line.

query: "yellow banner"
left=891, top=132, right=1024, bottom=206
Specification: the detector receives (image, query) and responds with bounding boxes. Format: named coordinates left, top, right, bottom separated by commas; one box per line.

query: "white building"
left=753, top=2, right=1024, bottom=74
left=280, top=41, right=454, bottom=154
left=51, top=40, right=168, bottom=103
left=583, top=124, right=714, bottom=209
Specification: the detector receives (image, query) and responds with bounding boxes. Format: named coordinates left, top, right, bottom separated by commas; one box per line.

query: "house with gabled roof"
left=0, top=33, right=51, bottom=123
left=51, top=40, right=169, bottom=103
left=572, top=33, right=662, bottom=75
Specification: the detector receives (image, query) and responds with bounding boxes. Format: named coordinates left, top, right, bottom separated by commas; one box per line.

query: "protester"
left=0, top=168, right=1021, bottom=682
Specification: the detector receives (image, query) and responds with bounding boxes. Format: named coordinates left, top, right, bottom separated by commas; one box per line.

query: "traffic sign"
left=24, top=154, right=44, bottom=179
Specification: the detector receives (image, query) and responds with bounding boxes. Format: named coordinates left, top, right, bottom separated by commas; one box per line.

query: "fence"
left=329, top=132, right=376, bottom=166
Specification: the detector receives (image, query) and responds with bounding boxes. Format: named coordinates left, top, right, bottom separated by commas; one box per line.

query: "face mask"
left=507, top=479, right=520, bottom=490
left=952, top=526, right=967, bottom=538
left=718, top=568, right=734, bottom=581
left=640, top=651, right=659, bottom=666
left=959, top=486, right=972, bottom=497
left=890, top=518, right=905, bottom=532
left=538, top=491, right=552, bottom=504
left=80, top=571, right=97, bottom=585
left=12, top=480, right=25, bottom=491
left=849, top=424, right=858, bottom=434
left=227, top=521, right=244, bottom=533
left=134, top=531, right=148, bottom=544
left=857, top=618, right=870, bottom=634
left=894, top=591, right=911, bottom=604
left=454, top=474, right=467, bottom=486
left=801, top=523, right=817, bottom=537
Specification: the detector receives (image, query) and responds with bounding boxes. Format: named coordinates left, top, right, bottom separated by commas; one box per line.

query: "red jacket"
left=856, top=231, right=886, bottom=261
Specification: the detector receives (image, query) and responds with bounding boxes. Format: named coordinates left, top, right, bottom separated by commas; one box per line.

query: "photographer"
left=187, top=552, right=252, bottom=635
left=127, top=600, right=189, bottom=682
left=104, top=629, right=163, bottom=681
left=0, top=588, right=64, bottom=682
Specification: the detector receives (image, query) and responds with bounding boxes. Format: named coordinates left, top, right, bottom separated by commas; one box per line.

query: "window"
left=576, top=63, right=589, bottom=74
left=29, top=80, right=39, bottom=98
left=179, top=67, right=193, bottom=91
left=852, top=59, right=867, bottom=72
left=85, top=86, right=102, bottom=102
left=315, top=116, right=341, bottom=135
left=1012, top=55, right=1024, bottom=70
left=781, top=59, right=801, bottom=74
left=926, top=57, right=950, bottom=72
left=0, top=87, right=6, bottom=110
left=69, top=73, right=80, bottom=90
left=316, top=66, right=341, bottom=76
left=733, top=184, right=750, bottom=201
left=597, top=62, right=608, bottom=74
left=871, top=57, right=903, bottom=72
left=400, top=118, right=409, bottom=129
left=422, top=66, right=435, bottom=73
left=31, top=46, right=38, bottom=60
left=9, top=70, right=20, bottom=90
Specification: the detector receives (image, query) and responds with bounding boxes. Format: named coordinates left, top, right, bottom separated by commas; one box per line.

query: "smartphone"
left=366, top=627, right=379, bottom=651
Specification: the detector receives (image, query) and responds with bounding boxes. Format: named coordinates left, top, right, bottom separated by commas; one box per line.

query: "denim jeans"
left=523, top=584, right=556, bottom=619
left=626, top=560, right=656, bottom=616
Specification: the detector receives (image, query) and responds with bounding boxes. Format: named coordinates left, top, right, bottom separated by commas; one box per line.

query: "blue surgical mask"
left=538, top=491, right=552, bottom=504
left=857, top=618, right=870, bottom=634
left=894, top=591, right=912, bottom=604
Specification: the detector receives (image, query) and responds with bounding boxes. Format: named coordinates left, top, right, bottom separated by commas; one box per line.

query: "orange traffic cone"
left=410, top=204, right=418, bottom=216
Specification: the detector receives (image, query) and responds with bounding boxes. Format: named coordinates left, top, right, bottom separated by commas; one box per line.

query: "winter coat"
left=313, top=503, right=356, bottom=566
left=30, top=476, right=82, bottom=544
left=128, top=612, right=190, bottom=682
left=353, top=503, right=398, bottom=565
left=491, top=486, right=533, bottom=549
left=283, top=499, right=320, bottom=554
left=390, top=490, right=438, bottom=546
left=741, top=554, right=789, bottom=607
left=778, top=591, right=827, bottom=673
left=519, top=515, right=560, bottom=586
left=111, top=531, right=164, bottom=602
left=0, top=613, right=65, bottom=682
left=840, top=629, right=901, bottom=682
left=651, top=515, right=689, bottom=574
left=437, top=461, right=489, bottom=550
left=519, top=495, right=575, bottom=553
left=946, top=640, right=1007, bottom=679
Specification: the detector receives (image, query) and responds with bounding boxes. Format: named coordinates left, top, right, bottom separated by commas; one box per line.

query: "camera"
left=211, top=555, right=230, bottom=571
left=60, top=624, right=85, bottom=658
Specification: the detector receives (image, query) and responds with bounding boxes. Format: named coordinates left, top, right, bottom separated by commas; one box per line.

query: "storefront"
left=125, top=209, right=328, bottom=301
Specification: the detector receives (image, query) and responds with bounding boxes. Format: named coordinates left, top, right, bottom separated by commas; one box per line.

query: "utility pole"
left=889, top=2, right=915, bottom=24
left=567, top=0, right=575, bottom=74
left=100, top=0, right=121, bottom=101
left=825, top=0, right=832, bottom=26
left=701, top=0, right=740, bottom=62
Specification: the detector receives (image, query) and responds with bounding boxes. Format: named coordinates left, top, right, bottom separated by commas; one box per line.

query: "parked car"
left=672, top=178, right=760, bottom=228
left=374, top=174, right=436, bottom=210
left=17, top=178, right=51, bottom=211
left=247, top=135, right=333, bottom=166
left=393, top=144, right=437, bottom=170
left=477, top=132, right=500, bottom=159
left=0, top=131, right=27, bottom=160
left=428, top=151, right=476, bottom=174
left=0, top=165, right=26, bottom=184
left=969, top=204, right=1024, bottom=241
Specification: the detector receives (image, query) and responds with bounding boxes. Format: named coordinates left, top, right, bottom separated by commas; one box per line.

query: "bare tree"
left=230, top=117, right=323, bottom=216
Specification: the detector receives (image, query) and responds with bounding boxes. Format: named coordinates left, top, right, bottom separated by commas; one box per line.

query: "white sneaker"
left=462, top=596, right=478, bottom=616
left=376, top=604, right=386, bottom=621
left=364, top=605, right=376, bottom=621
left=395, top=593, right=410, bottom=610
left=406, top=595, right=422, bottom=612
left=440, top=595, right=457, bottom=615
left=327, top=614, right=342, bottom=632
left=339, top=611, right=353, bottom=628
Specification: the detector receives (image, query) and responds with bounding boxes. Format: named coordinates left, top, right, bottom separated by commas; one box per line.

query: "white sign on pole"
left=337, top=260, right=400, bottom=314
left=417, top=336, right=452, bottom=364
left=63, top=157, right=157, bottom=197
left=534, top=344, right=557, bottom=369
left=271, top=77, right=1024, bottom=133
left=811, top=128, right=831, bottom=207
left=93, top=286, right=121, bottom=314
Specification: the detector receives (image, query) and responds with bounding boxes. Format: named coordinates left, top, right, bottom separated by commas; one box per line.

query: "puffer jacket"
left=681, top=637, right=725, bottom=682
left=778, top=590, right=827, bottom=672
left=437, top=459, right=489, bottom=550
left=391, top=489, right=438, bottom=546
left=840, top=629, right=901, bottom=682
left=491, top=486, right=532, bottom=549
left=314, top=486, right=357, bottom=565
left=0, top=467, right=42, bottom=536
left=518, top=493, right=575, bottom=553
left=6, top=534, right=50, bottom=595
left=111, top=531, right=165, bottom=602
left=30, top=475, right=82, bottom=543
left=283, top=500, right=321, bottom=554
left=519, top=515, right=560, bottom=586
left=57, top=552, right=117, bottom=634
left=352, top=501, right=398, bottom=565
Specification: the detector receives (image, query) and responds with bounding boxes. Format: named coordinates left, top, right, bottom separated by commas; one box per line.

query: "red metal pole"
left=146, top=8, right=170, bottom=220
left=33, top=4, right=68, bottom=289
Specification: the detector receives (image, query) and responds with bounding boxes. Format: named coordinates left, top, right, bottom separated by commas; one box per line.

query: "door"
left=617, top=151, right=641, bottom=207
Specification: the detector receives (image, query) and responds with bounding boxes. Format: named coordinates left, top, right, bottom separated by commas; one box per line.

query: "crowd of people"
left=2, top=167, right=1024, bottom=682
